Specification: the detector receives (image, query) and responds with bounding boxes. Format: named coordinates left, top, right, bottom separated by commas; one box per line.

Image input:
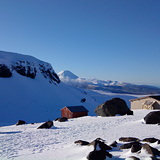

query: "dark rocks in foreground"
left=75, top=136, right=160, bottom=160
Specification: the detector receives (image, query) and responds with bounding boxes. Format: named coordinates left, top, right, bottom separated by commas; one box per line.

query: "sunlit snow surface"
left=0, top=110, right=160, bottom=160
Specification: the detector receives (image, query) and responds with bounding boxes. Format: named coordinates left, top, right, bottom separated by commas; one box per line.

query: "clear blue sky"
left=0, top=0, right=160, bottom=87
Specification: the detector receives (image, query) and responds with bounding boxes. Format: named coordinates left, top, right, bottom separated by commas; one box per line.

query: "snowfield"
left=0, top=110, right=160, bottom=160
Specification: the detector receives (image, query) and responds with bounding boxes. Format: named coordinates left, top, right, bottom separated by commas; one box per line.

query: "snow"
left=0, top=110, right=160, bottom=160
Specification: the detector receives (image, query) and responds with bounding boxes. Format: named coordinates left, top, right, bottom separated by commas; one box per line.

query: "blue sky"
left=0, top=0, right=160, bottom=87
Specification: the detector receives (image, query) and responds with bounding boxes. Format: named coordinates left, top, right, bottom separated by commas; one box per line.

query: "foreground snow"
left=0, top=110, right=160, bottom=160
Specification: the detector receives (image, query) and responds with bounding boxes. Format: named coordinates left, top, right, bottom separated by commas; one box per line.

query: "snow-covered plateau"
left=0, top=110, right=160, bottom=160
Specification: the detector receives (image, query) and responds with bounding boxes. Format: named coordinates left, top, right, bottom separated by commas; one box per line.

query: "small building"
left=61, top=106, right=89, bottom=119
left=130, top=95, right=160, bottom=110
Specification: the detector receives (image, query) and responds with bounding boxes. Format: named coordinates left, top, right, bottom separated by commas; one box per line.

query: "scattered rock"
left=87, top=150, right=112, bottom=160
left=94, top=98, right=133, bottom=116
left=131, top=143, right=142, bottom=153
left=109, top=141, right=118, bottom=147
left=55, top=117, right=68, bottom=122
left=120, top=142, right=141, bottom=150
left=74, top=140, right=90, bottom=146
left=142, top=138, right=159, bottom=143
left=16, top=120, right=26, bottom=125
left=37, top=121, right=53, bottom=129
left=119, top=137, right=140, bottom=142
left=89, top=138, right=112, bottom=150
left=141, top=143, right=160, bottom=157
left=144, top=111, right=160, bottom=124
left=81, top=98, right=86, bottom=103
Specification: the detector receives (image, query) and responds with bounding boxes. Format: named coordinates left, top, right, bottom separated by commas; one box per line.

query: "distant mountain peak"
left=58, top=70, right=79, bottom=79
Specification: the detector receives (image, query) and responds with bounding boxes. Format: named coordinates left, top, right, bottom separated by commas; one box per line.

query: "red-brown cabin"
left=61, top=106, right=89, bottom=119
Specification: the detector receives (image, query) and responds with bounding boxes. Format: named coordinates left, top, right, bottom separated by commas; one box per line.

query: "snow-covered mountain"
left=58, top=70, right=160, bottom=95
left=0, top=51, right=98, bottom=125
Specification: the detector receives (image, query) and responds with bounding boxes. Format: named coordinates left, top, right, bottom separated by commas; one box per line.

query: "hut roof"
left=130, top=95, right=160, bottom=102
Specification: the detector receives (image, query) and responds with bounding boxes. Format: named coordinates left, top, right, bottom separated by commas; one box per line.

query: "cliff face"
left=0, top=51, right=60, bottom=84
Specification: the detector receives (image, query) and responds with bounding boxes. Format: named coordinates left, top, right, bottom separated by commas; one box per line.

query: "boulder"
left=120, top=142, right=141, bottom=150
left=89, top=138, right=112, bottom=150
left=0, top=64, right=12, bottom=78
left=37, top=120, right=53, bottom=129
left=141, top=144, right=160, bottom=158
left=87, top=150, right=112, bottom=160
left=56, top=117, right=68, bottom=122
left=109, top=141, right=118, bottom=147
left=142, top=138, right=159, bottom=143
left=16, top=120, right=26, bottom=125
left=144, top=111, right=160, bottom=124
left=131, top=143, right=142, bottom=153
left=95, top=98, right=132, bottom=116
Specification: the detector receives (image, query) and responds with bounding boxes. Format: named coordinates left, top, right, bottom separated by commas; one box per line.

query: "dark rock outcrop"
left=144, top=111, right=160, bottom=124
left=13, top=61, right=37, bottom=79
left=16, top=120, right=26, bottom=125
left=0, top=53, right=60, bottom=85
left=37, top=121, right=53, bottom=129
left=0, top=64, right=12, bottom=78
left=94, top=98, right=133, bottom=116
left=39, top=63, right=60, bottom=84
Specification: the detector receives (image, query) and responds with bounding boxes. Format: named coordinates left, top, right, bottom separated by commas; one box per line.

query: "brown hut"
left=130, top=95, right=160, bottom=110
left=61, top=106, right=88, bottom=119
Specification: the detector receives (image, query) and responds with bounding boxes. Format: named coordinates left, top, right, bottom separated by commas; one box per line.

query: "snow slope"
left=0, top=51, right=139, bottom=126
left=0, top=110, right=160, bottom=160
left=0, top=51, right=97, bottom=125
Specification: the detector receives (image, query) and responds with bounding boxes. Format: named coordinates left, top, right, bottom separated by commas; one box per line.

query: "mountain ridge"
left=58, top=70, right=160, bottom=95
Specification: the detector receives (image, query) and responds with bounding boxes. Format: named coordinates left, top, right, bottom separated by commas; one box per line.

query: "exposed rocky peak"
left=0, top=51, right=60, bottom=85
